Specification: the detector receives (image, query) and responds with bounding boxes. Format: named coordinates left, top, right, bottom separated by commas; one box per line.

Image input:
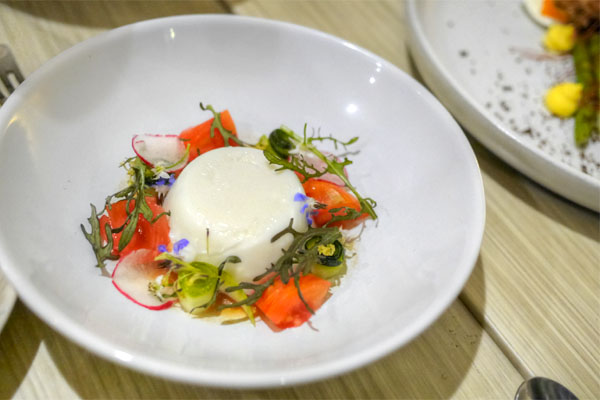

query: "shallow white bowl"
left=0, top=15, right=485, bottom=387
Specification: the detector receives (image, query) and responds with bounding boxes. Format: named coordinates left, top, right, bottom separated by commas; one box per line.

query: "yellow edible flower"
left=317, top=243, right=336, bottom=257
left=543, top=24, right=575, bottom=53
left=544, top=82, right=583, bottom=118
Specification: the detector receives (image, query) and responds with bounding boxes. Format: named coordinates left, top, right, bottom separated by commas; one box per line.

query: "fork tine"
left=0, top=74, right=15, bottom=94
left=0, top=44, right=24, bottom=96
left=13, top=68, right=24, bottom=84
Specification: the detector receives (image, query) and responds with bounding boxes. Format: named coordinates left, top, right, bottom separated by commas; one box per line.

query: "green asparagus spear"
left=573, top=35, right=599, bottom=147
left=575, top=104, right=595, bottom=146
left=589, top=34, right=599, bottom=137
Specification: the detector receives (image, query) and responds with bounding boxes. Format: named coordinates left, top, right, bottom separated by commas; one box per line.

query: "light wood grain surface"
left=0, top=0, right=598, bottom=399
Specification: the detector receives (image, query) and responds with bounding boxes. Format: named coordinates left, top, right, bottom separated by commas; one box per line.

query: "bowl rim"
left=0, top=272, right=17, bottom=332
left=0, top=13, right=486, bottom=387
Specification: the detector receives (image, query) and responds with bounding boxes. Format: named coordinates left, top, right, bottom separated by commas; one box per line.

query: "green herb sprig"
left=199, top=102, right=246, bottom=147
left=262, top=149, right=334, bottom=181
left=80, top=204, right=119, bottom=269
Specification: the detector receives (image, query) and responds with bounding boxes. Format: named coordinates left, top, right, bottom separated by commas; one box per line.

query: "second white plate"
left=406, top=0, right=600, bottom=211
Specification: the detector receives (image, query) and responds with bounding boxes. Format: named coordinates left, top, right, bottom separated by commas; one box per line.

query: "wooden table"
left=0, top=1, right=598, bottom=398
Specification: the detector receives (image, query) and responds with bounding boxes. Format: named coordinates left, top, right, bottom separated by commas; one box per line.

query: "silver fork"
left=0, top=44, right=24, bottom=105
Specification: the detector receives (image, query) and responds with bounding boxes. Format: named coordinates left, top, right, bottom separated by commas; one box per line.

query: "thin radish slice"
left=300, top=151, right=348, bottom=186
left=132, top=134, right=187, bottom=172
left=112, top=249, right=174, bottom=310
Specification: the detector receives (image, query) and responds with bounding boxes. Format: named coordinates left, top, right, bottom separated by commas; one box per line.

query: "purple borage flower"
left=293, top=192, right=318, bottom=226
left=157, top=238, right=189, bottom=255
left=293, top=193, right=308, bottom=202
left=155, top=174, right=176, bottom=187
left=173, top=238, right=189, bottom=255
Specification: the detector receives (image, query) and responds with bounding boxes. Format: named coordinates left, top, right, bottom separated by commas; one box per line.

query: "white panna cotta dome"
left=164, top=147, right=308, bottom=283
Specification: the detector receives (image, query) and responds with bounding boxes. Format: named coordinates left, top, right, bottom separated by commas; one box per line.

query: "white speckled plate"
left=406, top=0, right=600, bottom=211
left=0, top=270, right=16, bottom=331
left=0, top=15, right=484, bottom=387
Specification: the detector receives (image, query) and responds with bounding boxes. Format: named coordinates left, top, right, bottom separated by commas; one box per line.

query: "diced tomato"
left=302, top=178, right=368, bottom=229
left=256, top=274, right=331, bottom=330
left=99, top=196, right=170, bottom=257
left=179, top=110, right=238, bottom=163
left=541, top=0, right=570, bottom=23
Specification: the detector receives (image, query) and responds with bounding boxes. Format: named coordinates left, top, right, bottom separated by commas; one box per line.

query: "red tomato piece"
left=256, top=274, right=331, bottom=330
left=302, top=178, right=368, bottom=229
left=179, top=110, right=238, bottom=163
left=99, top=196, right=170, bottom=257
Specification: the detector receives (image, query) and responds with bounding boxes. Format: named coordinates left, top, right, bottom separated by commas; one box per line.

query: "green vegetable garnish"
left=155, top=252, right=255, bottom=324
left=573, top=34, right=599, bottom=147
left=268, top=128, right=297, bottom=158
left=307, top=239, right=347, bottom=280
left=311, top=262, right=347, bottom=281
left=306, top=239, right=345, bottom=267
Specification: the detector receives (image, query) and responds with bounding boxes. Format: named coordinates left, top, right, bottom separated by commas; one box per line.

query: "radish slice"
left=132, top=134, right=187, bottom=172
left=300, top=151, right=348, bottom=186
left=112, top=249, right=174, bottom=310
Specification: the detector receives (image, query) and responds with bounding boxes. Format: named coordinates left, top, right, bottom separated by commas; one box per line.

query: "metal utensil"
left=515, top=377, right=579, bottom=400
left=0, top=44, right=24, bottom=105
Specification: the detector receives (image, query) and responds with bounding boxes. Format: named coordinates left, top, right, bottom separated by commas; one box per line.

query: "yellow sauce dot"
left=544, top=82, right=583, bottom=118
left=543, top=24, right=575, bottom=52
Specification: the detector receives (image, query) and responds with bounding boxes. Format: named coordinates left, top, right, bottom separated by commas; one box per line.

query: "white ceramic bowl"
left=0, top=15, right=485, bottom=387
left=0, top=271, right=16, bottom=331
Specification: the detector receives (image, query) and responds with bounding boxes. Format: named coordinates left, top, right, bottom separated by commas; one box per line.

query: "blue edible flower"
left=173, top=238, right=189, bottom=255
left=155, top=173, right=176, bottom=187
left=294, top=192, right=308, bottom=202
left=293, top=192, right=318, bottom=227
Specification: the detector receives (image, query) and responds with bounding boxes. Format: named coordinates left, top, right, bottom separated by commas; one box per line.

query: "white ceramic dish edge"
left=0, top=14, right=486, bottom=387
left=0, top=272, right=17, bottom=332
left=405, top=0, right=600, bottom=212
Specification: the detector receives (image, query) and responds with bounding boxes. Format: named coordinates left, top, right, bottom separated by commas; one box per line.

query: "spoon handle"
left=515, top=377, right=579, bottom=400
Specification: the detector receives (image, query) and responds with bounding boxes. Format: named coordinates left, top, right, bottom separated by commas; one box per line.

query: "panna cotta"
left=164, top=147, right=308, bottom=283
